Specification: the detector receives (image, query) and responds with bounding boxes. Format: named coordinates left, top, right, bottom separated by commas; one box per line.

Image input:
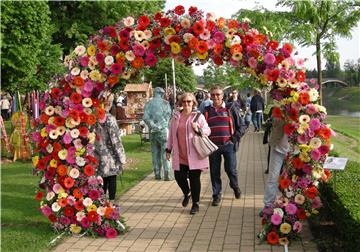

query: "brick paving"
left=54, top=132, right=318, bottom=252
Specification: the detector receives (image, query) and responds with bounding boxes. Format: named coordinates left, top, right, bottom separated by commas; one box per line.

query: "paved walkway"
left=54, top=132, right=318, bottom=252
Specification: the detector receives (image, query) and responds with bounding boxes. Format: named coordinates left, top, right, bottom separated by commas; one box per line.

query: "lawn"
left=1, top=134, right=152, bottom=252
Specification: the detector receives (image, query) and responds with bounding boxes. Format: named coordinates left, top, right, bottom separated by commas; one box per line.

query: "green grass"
left=1, top=134, right=152, bottom=252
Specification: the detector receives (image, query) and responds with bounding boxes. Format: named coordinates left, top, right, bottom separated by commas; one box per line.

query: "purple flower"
left=271, top=213, right=283, bottom=225
left=285, top=203, right=297, bottom=215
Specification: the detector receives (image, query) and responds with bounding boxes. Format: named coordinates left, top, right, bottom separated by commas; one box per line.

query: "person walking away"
left=0, top=96, right=10, bottom=120
left=198, top=92, right=213, bottom=114
left=262, top=116, right=289, bottom=213
left=226, top=89, right=246, bottom=115
left=94, top=94, right=126, bottom=206
left=250, top=89, right=265, bottom=132
left=166, top=93, right=211, bottom=214
left=205, top=86, right=244, bottom=206
left=245, top=93, right=252, bottom=129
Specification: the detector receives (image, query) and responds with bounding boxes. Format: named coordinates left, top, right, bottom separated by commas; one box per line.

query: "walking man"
left=204, top=86, right=243, bottom=206
left=250, top=88, right=265, bottom=132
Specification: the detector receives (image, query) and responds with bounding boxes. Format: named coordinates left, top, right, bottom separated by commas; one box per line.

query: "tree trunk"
left=316, top=38, right=323, bottom=105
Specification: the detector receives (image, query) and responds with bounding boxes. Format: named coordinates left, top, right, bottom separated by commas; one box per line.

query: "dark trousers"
left=1, top=110, right=8, bottom=120
left=174, top=164, right=201, bottom=203
left=103, top=175, right=117, bottom=200
left=209, top=142, right=239, bottom=198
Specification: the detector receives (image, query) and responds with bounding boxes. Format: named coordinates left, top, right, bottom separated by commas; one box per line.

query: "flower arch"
left=33, top=5, right=332, bottom=244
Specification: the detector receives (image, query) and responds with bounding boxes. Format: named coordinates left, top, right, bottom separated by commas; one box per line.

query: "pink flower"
left=133, top=44, right=145, bottom=57
left=60, top=217, right=70, bottom=225
left=80, top=56, right=89, bottom=67
left=319, top=145, right=330, bottom=155
left=264, top=53, right=276, bottom=65
left=81, top=217, right=90, bottom=228
left=311, top=149, right=321, bottom=161
left=111, top=63, right=123, bottom=75
left=88, top=190, right=100, bottom=200
left=63, top=132, right=72, bottom=144
left=297, top=134, right=308, bottom=144
left=248, top=57, right=257, bottom=68
left=96, top=53, right=104, bottom=63
left=309, top=118, right=321, bottom=131
left=32, top=132, right=41, bottom=142
left=271, top=213, right=283, bottom=225
left=83, top=81, right=94, bottom=92
left=105, top=228, right=118, bottom=238
left=305, top=104, right=318, bottom=115
left=285, top=203, right=297, bottom=215
left=212, top=31, right=224, bottom=43
left=145, top=54, right=157, bottom=67
left=40, top=205, right=52, bottom=216
left=293, top=221, right=302, bottom=233
left=199, top=29, right=211, bottom=40
left=312, top=196, right=322, bottom=209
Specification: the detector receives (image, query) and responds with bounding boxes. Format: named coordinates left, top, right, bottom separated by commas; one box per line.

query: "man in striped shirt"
left=204, top=86, right=243, bottom=206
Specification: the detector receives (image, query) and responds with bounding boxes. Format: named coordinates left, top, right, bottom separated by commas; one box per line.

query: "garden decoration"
left=32, top=5, right=332, bottom=244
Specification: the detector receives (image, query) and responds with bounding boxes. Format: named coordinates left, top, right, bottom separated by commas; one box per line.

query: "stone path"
left=54, top=132, right=318, bottom=252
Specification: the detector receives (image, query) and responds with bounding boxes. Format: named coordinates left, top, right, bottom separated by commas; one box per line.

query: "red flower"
left=70, top=93, right=82, bottom=104
left=168, top=35, right=181, bottom=44
left=230, top=44, right=242, bottom=55
left=106, top=228, right=118, bottom=239
left=188, top=37, right=199, bottom=50
left=79, top=112, right=88, bottom=123
left=318, top=127, right=331, bottom=140
left=35, top=191, right=43, bottom=201
left=92, top=98, right=99, bottom=108
left=138, top=15, right=150, bottom=27
left=292, top=157, right=304, bottom=170
left=37, top=158, right=47, bottom=171
left=160, top=17, right=171, bottom=27
left=267, top=69, right=280, bottom=82
left=242, top=34, right=254, bottom=45
left=74, top=200, right=84, bottom=211
left=64, top=177, right=75, bottom=189
left=79, top=126, right=89, bottom=137
left=188, top=6, right=198, bottom=16
left=97, top=40, right=108, bottom=51
left=53, top=116, right=65, bottom=126
left=228, top=19, right=238, bottom=29
left=213, top=44, right=223, bottom=55
left=152, top=27, right=161, bottom=36
left=279, top=178, right=291, bottom=189
left=181, top=47, right=192, bottom=58
left=276, top=54, right=285, bottom=65
left=299, top=92, right=310, bottom=105
left=272, top=107, right=283, bottom=119
left=40, top=113, right=49, bottom=124
left=296, top=208, right=307, bottom=220
left=118, top=39, right=129, bottom=51
left=131, top=57, right=144, bottom=68
left=192, top=21, right=204, bottom=35
left=319, top=145, right=330, bottom=155
left=196, top=41, right=208, bottom=54
left=51, top=87, right=62, bottom=99
left=96, top=108, right=105, bottom=120
left=64, top=206, right=75, bottom=217
left=213, top=56, right=223, bottom=66
left=105, top=26, right=116, bottom=38
left=48, top=214, right=57, bottom=223
left=87, top=211, right=98, bottom=222
left=86, top=114, right=97, bottom=126
left=72, top=76, right=85, bottom=87
left=174, top=5, right=185, bottom=15
left=73, top=188, right=83, bottom=199
left=267, top=40, right=279, bottom=50
left=296, top=71, right=306, bottom=82
left=86, top=155, right=98, bottom=165
left=282, top=43, right=293, bottom=55
left=154, top=12, right=162, bottom=21
left=304, top=186, right=319, bottom=199
left=150, top=39, right=161, bottom=49
left=84, top=164, right=95, bottom=177
left=53, top=142, right=62, bottom=152
left=267, top=231, right=279, bottom=245
left=206, top=20, right=216, bottom=31
left=289, top=108, right=299, bottom=121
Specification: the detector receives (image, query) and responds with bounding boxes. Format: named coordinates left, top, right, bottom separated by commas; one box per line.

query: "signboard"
left=323, top=157, right=348, bottom=170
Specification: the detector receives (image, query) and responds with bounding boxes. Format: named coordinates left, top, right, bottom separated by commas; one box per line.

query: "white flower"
left=69, top=168, right=80, bottom=179
left=299, top=115, right=310, bottom=124
left=73, top=139, right=83, bottom=149
left=45, top=106, right=55, bottom=116
left=46, top=144, right=54, bottom=153
left=57, top=126, right=66, bottom=136
left=309, top=88, right=319, bottom=102
left=273, top=208, right=284, bottom=218
left=286, top=190, right=294, bottom=198
left=54, top=106, right=62, bottom=115
left=309, top=137, right=322, bottom=149
left=70, top=129, right=80, bottom=139
left=52, top=202, right=61, bottom=212
left=83, top=108, right=93, bottom=115
left=80, top=70, right=89, bottom=80
left=71, top=67, right=80, bottom=76
left=88, top=132, right=96, bottom=144
left=134, top=31, right=145, bottom=41
left=295, top=194, right=305, bottom=205
left=46, top=191, right=55, bottom=201
left=206, top=12, right=216, bottom=21
left=74, top=45, right=86, bottom=56
left=49, top=130, right=59, bottom=140
left=123, top=16, right=134, bottom=27
left=183, top=33, right=194, bottom=43
left=58, top=149, right=68, bottom=160
left=76, top=211, right=86, bottom=222
left=125, top=51, right=135, bottom=61
left=180, top=18, right=191, bottom=29
left=76, top=156, right=85, bottom=166
left=82, top=98, right=93, bottom=108
left=315, top=104, right=327, bottom=114
left=83, top=197, right=93, bottom=207
left=104, top=56, right=114, bottom=65
left=97, top=206, right=106, bottom=216
left=144, top=30, right=152, bottom=39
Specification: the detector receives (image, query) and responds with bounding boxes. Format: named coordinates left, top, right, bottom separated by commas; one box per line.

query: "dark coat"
left=250, top=94, right=265, bottom=113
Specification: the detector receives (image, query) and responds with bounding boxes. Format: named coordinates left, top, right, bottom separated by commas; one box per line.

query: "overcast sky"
left=164, top=0, right=360, bottom=75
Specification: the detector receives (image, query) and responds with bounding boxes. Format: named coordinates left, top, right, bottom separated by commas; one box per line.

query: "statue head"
left=153, top=87, right=165, bottom=98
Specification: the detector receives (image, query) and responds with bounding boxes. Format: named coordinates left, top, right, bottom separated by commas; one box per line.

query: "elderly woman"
left=94, top=94, right=126, bottom=205
left=166, top=92, right=211, bottom=215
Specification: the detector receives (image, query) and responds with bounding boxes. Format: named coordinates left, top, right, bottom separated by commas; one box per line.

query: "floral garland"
left=32, top=5, right=332, bottom=243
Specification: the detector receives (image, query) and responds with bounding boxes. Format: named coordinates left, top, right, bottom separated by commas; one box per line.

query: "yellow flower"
left=49, top=159, right=57, bottom=168
left=280, top=222, right=292, bottom=234
left=65, top=118, right=76, bottom=128
left=225, top=39, right=231, bottom=48
left=164, top=27, right=176, bottom=35
left=88, top=132, right=96, bottom=144
left=277, top=78, right=288, bottom=88
left=306, top=211, right=311, bottom=217
left=279, top=237, right=289, bottom=245
left=299, top=152, right=311, bottom=162
left=87, top=204, right=97, bottom=212
left=58, top=149, right=68, bottom=160
left=70, top=224, right=82, bottom=234
left=299, top=144, right=311, bottom=152
left=116, top=52, right=125, bottom=61
left=246, top=68, right=256, bottom=76
left=121, top=71, right=131, bottom=80
left=231, top=52, right=242, bottom=61
left=89, top=70, right=101, bottom=81
left=196, top=52, right=208, bottom=60
left=76, top=148, right=86, bottom=156
left=170, top=42, right=181, bottom=54
left=32, top=156, right=39, bottom=167
left=87, top=45, right=96, bottom=56
left=58, top=192, right=68, bottom=199
left=225, top=28, right=236, bottom=39
left=259, top=74, right=268, bottom=85
left=40, top=128, right=48, bottom=137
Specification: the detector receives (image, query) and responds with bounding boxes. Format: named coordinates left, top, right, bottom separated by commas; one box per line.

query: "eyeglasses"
left=232, top=92, right=238, bottom=94
left=211, top=93, right=222, bottom=97
left=182, top=100, right=193, bottom=104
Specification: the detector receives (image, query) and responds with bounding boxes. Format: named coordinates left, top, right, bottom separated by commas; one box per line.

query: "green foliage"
left=343, top=59, right=360, bottom=87
left=318, top=160, right=360, bottom=251
left=1, top=1, right=64, bottom=93
left=143, top=59, right=197, bottom=92
left=323, top=87, right=360, bottom=114
left=49, top=1, right=165, bottom=54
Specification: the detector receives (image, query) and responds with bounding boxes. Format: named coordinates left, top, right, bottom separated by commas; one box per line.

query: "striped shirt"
left=205, top=106, right=234, bottom=146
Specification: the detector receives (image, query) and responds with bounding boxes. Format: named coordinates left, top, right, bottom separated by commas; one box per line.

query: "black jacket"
left=250, top=95, right=265, bottom=113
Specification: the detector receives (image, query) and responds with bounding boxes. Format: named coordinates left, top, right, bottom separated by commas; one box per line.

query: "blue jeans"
left=252, top=112, right=263, bottom=130
left=209, top=142, right=239, bottom=199
left=263, top=148, right=286, bottom=207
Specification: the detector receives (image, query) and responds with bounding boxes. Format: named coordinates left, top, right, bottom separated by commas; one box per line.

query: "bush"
left=317, top=160, right=360, bottom=251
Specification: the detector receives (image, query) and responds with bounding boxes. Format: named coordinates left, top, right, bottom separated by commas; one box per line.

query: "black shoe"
left=155, top=175, right=161, bottom=180
left=182, top=194, right=190, bottom=207
left=234, top=187, right=241, bottom=199
left=264, top=169, right=269, bottom=174
left=190, top=203, right=199, bottom=215
left=212, top=196, right=221, bottom=206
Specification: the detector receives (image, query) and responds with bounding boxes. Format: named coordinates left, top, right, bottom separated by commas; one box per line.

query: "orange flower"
left=72, top=76, right=85, bottom=87
left=107, top=75, right=119, bottom=87
left=254, top=34, right=266, bottom=44
left=105, top=207, right=113, bottom=219
left=97, top=40, right=108, bottom=51
left=96, top=108, right=105, bottom=120
left=296, top=71, right=305, bottom=82
left=299, top=92, right=310, bottom=105
left=84, top=164, right=95, bottom=176
left=70, top=93, right=82, bottom=104
left=58, top=197, right=68, bottom=207
left=318, top=127, right=331, bottom=140
left=192, top=21, right=204, bottom=35
left=217, top=17, right=226, bottom=29
left=72, top=188, right=83, bottom=199
left=228, top=19, right=238, bottom=29
left=57, top=165, right=68, bottom=176
left=131, top=57, right=144, bottom=68
left=40, top=113, right=49, bottom=124
left=304, top=186, right=319, bottom=199
left=230, top=44, right=243, bottom=55
left=279, top=178, right=291, bottom=189
left=282, top=43, right=293, bottom=55
left=64, top=177, right=75, bottom=189
left=86, top=114, right=97, bottom=125
left=195, top=41, right=208, bottom=54
left=188, top=37, right=198, bottom=50
left=213, top=44, right=223, bottom=55
left=267, top=231, right=279, bottom=245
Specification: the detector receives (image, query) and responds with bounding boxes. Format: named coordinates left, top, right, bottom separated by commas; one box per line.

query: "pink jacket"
left=167, top=111, right=211, bottom=171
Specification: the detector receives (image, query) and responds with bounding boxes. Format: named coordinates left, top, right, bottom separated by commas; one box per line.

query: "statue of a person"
left=143, top=87, right=172, bottom=180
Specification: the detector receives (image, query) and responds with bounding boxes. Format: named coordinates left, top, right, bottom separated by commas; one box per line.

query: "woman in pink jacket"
left=166, top=92, right=211, bottom=214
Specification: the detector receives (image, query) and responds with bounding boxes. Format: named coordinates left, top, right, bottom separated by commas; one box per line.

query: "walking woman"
left=166, top=93, right=211, bottom=214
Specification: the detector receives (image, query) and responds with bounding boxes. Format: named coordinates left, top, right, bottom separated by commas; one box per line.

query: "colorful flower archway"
left=32, top=5, right=332, bottom=244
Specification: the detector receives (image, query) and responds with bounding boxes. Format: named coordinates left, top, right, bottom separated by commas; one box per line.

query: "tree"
left=344, top=59, right=360, bottom=86
left=143, top=59, right=197, bottom=92
left=1, top=1, right=64, bottom=93
left=49, top=1, right=165, bottom=54
left=277, top=0, right=360, bottom=104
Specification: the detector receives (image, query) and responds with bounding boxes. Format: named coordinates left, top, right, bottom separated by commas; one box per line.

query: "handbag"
left=192, top=113, right=218, bottom=159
